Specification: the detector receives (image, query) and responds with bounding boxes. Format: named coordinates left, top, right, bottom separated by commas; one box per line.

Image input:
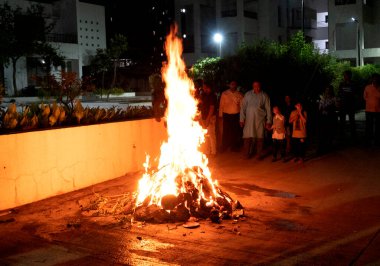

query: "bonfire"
left=134, top=25, right=243, bottom=224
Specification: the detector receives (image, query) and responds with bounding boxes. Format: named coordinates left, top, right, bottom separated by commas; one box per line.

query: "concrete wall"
left=0, top=119, right=167, bottom=210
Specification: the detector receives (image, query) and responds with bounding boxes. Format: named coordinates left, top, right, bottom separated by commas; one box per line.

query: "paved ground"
left=0, top=115, right=380, bottom=265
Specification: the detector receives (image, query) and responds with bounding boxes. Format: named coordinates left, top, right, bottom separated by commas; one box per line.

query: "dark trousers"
left=242, top=138, right=264, bottom=158
left=339, top=111, right=356, bottom=140
left=222, top=113, right=241, bottom=151
left=292, top=138, right=306, bottom=159
left=272, top=139, right=285, bottom=159
left=318, top=114, right=337, bottom=153
left=365, top=112, right=380, bottom=145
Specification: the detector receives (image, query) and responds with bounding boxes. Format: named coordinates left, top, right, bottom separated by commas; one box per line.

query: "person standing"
left=150, top=73, right=166, bottom=122
left=337, top=70, right=357, bottom=142
left=282, top=95, right=294, bottom=154
left=270, top=106, right=286, bottom=162
left=289, top=101, right=307, bottom=163
left=318, top=85, right=337, bottom=154
left=363, top=73, right=380, bottom=146
left=240, top=81, right=272, bottom=159
left=218, top=80, right=243, bottom=152
left=200, top=82, right=217, bottom=156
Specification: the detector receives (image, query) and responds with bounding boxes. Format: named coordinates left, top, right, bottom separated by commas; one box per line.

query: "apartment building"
left=175, top=0, right=328, bottom=66
left=328, top=0, right=380, bottom=66
left=1, top=0, right=106, bottom=95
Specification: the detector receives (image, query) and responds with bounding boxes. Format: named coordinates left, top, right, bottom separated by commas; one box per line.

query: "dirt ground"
left=0, top=135, right=380, bottom=266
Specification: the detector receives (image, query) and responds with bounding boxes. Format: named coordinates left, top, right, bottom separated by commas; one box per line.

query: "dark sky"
left=106, top=1, right=152, bottom=49
left=104, top=0, right=174, bottom=66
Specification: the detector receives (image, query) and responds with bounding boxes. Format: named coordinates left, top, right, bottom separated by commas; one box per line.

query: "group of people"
left=196, top=79, right=308, bottom=163
left=195, top=70, right=380, bottom=162
left=153, top=70, right=380, bottom=162
left=317, top=70, right=380, bottom=152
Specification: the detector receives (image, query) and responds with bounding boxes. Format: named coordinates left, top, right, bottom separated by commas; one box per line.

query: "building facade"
left=1, top=0, right=106, bottom=95
left=174, top=0, right=328, bottom=66
left=328, top=0, right=380, bottom=66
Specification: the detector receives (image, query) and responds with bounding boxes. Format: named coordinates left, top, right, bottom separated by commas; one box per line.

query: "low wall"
left=0, top=119, right=167, bottom=210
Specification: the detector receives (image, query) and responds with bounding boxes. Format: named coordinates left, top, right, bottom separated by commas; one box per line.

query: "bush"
left=0, top=101, right=154, bottom=134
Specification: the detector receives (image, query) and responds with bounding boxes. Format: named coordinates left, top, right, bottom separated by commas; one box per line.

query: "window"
left=244, top=11, right=257, bottom=19
left=325, top=15, right=328, bottom=23
left=278, top=6, right=282, bottom=27
left=244, top=0, right=257, bottom=19
left=325, top=41, right=329, bottom=49
left=221, top=0, right=237, bottom=17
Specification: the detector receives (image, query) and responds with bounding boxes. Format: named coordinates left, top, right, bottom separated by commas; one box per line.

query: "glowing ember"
left=134, top=25, right=240, bottom=222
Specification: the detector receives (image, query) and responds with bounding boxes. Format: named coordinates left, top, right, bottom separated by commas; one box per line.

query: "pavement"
left=0, top=115, right=380, bottom=265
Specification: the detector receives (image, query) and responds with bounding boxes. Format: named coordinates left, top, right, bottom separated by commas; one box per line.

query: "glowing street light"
left=351, top=17, right=361, bottom=66
left=213, top=33, right=223, bottom=57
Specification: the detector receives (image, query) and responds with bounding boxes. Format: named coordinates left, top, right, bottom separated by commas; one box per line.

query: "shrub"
left=0, top=101, right=154, bottom=134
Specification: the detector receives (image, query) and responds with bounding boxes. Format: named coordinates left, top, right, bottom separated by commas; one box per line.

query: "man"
left=363, top=73, right=380, bottom=146
left=200, top=82, right=217, bottom=156
left=218, top=80, right=243, bottom=152
left=240, top=81, right=272, bottom=159
left=337, top=70, right=356, bottom=141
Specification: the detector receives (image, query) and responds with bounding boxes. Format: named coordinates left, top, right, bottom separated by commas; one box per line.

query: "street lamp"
left=213, top=33, right=223, bottom=57
left=351, top=17, right=360, bottom=66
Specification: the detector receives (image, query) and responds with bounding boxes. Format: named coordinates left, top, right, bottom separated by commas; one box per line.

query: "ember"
left=134, top=25, right=243, bottom=223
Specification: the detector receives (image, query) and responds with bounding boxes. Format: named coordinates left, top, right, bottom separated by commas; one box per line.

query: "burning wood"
left=134, top=165, right=243, bottom=223
left=133, top=25, right=244, bottom=224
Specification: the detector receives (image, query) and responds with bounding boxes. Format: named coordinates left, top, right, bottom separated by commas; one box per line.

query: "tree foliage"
left=88, top=34, right=128, bottom=91
left=109, top=34, right=129, bottom=88
left=189, top=57, right=222, bottom=90
left=190, top=31, right=367, bottom=106
left=0, top=1, right=63, bottom=95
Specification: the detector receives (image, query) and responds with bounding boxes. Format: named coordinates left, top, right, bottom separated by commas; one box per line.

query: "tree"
left=190, top=57, right=223, bottom=92
left=89, top=48, right=112, bottom=98
left=108, top=34, right=128, bottom=88
left=0, top=2, right=62, bottom=95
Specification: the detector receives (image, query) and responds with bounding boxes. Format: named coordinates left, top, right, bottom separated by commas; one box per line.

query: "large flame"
left=135, top=25, right=226, bottom=209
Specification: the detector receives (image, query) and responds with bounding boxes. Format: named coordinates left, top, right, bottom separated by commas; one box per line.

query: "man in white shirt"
left=218, top=80, right=243, bottom=152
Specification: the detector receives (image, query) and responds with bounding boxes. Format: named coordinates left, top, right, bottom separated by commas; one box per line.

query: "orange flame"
left=135, top=25, right=227, bottom=209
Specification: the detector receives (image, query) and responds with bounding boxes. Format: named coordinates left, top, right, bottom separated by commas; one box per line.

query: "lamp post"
left=213, top=33, right=223, bottom=57
left=351, top=17, right=360, bottom=66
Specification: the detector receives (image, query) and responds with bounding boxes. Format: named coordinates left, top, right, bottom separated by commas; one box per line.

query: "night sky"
left=104, top=0, right=174, bottom=68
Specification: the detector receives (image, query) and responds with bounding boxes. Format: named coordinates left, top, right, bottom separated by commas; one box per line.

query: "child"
left=289, top=101, right=307, bottom=163
left=271, top=106, right=286, bottom=162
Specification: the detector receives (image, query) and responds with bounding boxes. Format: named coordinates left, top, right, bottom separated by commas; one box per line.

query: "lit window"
left=180, top=8, right=186, bottom=13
